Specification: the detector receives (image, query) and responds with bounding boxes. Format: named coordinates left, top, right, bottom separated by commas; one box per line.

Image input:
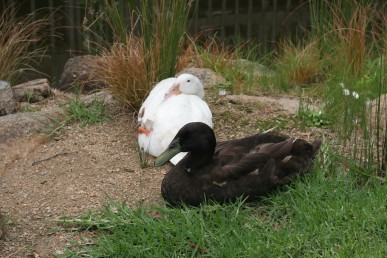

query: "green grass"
left=65, top=96, right=109, bottom=127
left=36, top=95, right=110, bottom=137
left=60, top=147, right=386, bottom=257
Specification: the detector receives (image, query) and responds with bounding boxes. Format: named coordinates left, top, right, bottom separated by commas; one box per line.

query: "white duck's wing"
left=138, top=77, right=176, bottom=127
left=189, top=95, right=213, bottom=128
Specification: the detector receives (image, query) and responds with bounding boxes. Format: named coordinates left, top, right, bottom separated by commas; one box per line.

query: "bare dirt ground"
left=0, top=91, right=328, bottom=257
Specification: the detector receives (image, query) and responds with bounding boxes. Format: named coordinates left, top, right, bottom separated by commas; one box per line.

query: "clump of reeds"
left=140, top=0, right=191, bottom=81
left=96, top=35, right=154, bottom=110
left=0, top=5, right=49, bottom=84
left=309, top=0, right=386, bottom=176
left=84, top=0, right=191, bottom=111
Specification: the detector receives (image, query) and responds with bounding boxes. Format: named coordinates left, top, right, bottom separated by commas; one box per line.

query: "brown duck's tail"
left=273, top=139, right=322, bottom=184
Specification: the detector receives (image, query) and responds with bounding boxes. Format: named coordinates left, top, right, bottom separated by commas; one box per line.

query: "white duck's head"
left=164, top=73, right=204, bottom=100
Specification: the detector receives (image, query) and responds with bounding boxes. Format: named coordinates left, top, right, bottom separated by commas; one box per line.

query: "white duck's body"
left=138, top=74, right=205, bottom=131
left=137, top=74, right=212, bottom=165
left=137, top=77, right=176, bottom=128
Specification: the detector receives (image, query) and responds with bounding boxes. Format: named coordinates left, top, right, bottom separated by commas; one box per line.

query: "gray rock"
left=0, top=80, right=16, bottom=116
left=58, top=55, right=105, bottom=94
left=0, top=108, right=63, bottom=144
left=231, top=59, right=274, bottom=77
left=12, top=78, right=52, bottom=103
left=176, top=68, right=226, bottom=89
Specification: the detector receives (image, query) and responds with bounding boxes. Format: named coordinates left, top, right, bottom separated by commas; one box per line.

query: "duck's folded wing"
left=138, top=78, right=176, bottom=125
left=257, top=138, right=294, bottom=158
left=214, top=139, right=297, bottom=181
left=215, top=153, right=271, bottom=181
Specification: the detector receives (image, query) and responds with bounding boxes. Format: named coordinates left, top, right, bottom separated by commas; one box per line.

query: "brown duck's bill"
left=154, top=146, right=182, bottom=167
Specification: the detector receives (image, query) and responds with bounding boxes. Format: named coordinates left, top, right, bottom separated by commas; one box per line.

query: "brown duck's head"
left=154, top=122, right=216, bottom=170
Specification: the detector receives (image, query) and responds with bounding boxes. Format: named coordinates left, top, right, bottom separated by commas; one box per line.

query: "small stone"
left=55, top=250, right=64, bottom=255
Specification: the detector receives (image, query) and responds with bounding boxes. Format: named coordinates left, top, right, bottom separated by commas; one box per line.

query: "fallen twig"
left=32, top=151, right=77, bottom=165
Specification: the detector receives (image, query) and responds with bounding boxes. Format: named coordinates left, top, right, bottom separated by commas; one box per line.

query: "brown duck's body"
left=156, top=123, right=321, bottom=206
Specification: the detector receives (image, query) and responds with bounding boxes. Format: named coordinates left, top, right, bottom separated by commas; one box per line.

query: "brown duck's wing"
left=214, top=134, right=290, bottom=160
left=213, top=153, right=271, bottom=181
left=211, top=134, right=294, bottom=178
left=213, top=139, right=295, bottom=180
left=256, top=138, right=295, bottom=158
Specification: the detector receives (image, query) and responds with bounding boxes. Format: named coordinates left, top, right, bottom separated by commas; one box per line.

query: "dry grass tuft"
left=275, top=40, right=322, bottom=87
left=86, top=0, right=191, bottom=111
left=96, top=35, right=155, bottom=111
left=327, top=1, right=371, bottom=78
left=189, top=36, right=248, bottom=94
left=0, top=5, right=49, bottom=84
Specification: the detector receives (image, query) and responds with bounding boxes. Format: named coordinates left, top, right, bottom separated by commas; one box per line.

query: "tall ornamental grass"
left=0, top=5, right=49, bottom=84
left=274, top=40, right=323, bottom=89
left=96, top=35, right=154, bottom=110
left=84, top=0, right=192, bottom=110
left=140, top=0, right=191, bottom=81
left=309, top=0, right=386, bottom=176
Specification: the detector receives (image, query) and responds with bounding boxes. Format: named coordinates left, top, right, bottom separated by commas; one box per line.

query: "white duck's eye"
left=187, top=80, right=190, bottom=82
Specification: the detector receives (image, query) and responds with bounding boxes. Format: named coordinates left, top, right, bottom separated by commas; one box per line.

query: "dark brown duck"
left=155, top=122, right=321, bottom=206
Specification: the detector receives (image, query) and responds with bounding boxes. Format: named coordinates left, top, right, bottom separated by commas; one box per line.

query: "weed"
left=255, top=116, right=290, bottom=132
left=36, top=95, right=109, bottom=137
left=26, top=90, right=34, bottom=103
left=65, top=96, right=110, bottom=127
left=0, top=211, right=6, bottom=240
left=297, top=109, right=331, bottom=128
left=19, top=105, right=41, bottom=113
left=136, top=142, right=150, bottom=169
left=240, top=119, right=250, bottom=127
left=297, top=97, right=331, bottom=128
left=34, top=112, right=68, bottom=137
left=218, top=110, right=239, bottom=123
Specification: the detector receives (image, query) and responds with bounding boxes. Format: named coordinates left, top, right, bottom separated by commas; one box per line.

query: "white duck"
left=137, top=73, right=212, bottom=165
left=138, top=73, right=204, bottom=133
